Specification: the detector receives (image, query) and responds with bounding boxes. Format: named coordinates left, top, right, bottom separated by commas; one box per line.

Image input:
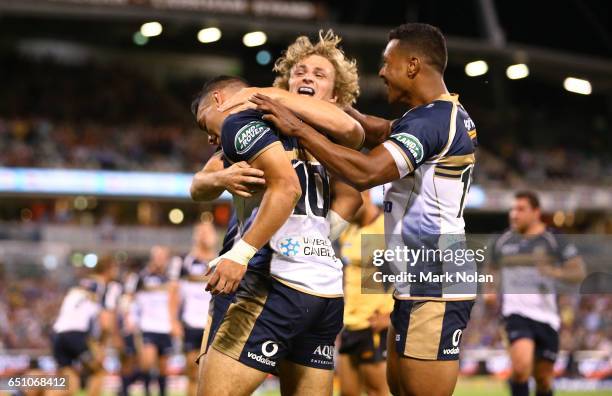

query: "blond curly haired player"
left=191, top=31, right=364, bottom=396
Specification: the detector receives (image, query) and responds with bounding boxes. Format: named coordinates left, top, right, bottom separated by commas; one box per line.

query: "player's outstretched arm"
left=345, top=106, right=393, bottom=149
left=190, top=152, right=265, bottom=201
left=253, top=94, right=400, bottom=191
left=219, top=87, right=365, bottom=149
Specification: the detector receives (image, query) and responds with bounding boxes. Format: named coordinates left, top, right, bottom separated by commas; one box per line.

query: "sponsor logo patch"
left=443, top=329, right=463, bottom=355
left=392, top=133, right=424, bottom=163
left=234, top=121, right=271, bottom=154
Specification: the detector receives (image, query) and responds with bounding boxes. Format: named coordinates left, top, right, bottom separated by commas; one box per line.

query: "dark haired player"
left=251, top=23, right=478, bottom=396
left=488, top=191, right=585, bottom=396
left=192, top=75, right=362, bottom=396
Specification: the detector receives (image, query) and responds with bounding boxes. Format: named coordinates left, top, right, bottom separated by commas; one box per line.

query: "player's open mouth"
left=297, top=86, right=315, bottom=96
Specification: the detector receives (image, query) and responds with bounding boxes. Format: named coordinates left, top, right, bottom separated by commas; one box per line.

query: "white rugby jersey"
left=53, top=277, right=121, bottom=334
left=126, top=269, right=172, bottom=333
left=491, top=229, right=579, bottom=330
left=168, top=254, right=212, bottom=329
left=381, top=94, right=478, bottom=300
left=221, top=109, right=342, bottom=297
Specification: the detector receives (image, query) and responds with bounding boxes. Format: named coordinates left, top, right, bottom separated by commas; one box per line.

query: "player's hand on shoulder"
left=222, top=161, right=265, bottom=198
left=250, top=94, right=303, bottom=137
left=205, top=258, right=247, bottom=295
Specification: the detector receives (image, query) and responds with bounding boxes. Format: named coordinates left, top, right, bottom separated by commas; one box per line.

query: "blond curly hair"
left=273, top=30, right=359, bottom=107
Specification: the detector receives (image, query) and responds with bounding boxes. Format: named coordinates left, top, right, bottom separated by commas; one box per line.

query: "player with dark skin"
left=245, top=25, right=467, bottom=396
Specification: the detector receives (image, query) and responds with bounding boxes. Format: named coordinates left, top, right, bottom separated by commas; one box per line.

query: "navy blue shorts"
left=504, top=314, right=559, bottom=361
left=391, top=299, right=474, bottom=361
left=141, top=332, right=173, bottom=356
left=52, top=331, right=89, bottom=368
left=199, top=270, right=344, bottom=374
left=121, top=334, right=137, bottom=356
left=183, top=326, right=205, bottom=353
left=339, top=327, right=388, bottom=364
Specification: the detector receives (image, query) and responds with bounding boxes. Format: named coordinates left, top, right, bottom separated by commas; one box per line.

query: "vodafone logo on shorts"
left=443, top=329, right=462, bottom=355
left=262, top=341, right=279, bottom=357
left=246, top=340, right=278, bottom=367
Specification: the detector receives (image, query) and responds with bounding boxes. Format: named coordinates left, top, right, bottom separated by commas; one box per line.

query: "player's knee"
left=534, top=371, right=553, bottom=392
left=511, top=366, right=531, bottom=383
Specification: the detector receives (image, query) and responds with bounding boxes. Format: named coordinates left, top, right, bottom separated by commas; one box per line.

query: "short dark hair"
left=190, top=75, right=249, bottom=117
left=515, top=190, right=540, bottom=209
left=388, top=23, right=447, bottom=74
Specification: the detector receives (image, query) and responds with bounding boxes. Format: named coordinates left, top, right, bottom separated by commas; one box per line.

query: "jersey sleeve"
left=221, top=110, right=281, bottom=164
left=382, top=118, right=446, bottom=177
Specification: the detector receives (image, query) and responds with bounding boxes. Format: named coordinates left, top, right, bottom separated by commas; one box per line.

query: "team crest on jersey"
left=235, top=121, right=271, bottom=154
left=279, top=237, right=301, bottom=256
left=393, top=133, right=424, bottom=163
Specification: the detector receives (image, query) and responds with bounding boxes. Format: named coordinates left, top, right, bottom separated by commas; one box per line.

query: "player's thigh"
left=359, top=361, right=390, bottom=396
left=509, top=338, right=535, bottom=379
left=337, top=354, right=362, bottom=396
left=386, top=325, right=400, bottom=396
left=186, top=350, right=200, bottom=379
left=398, top=358, right=459, bottom=396
left=278, top=360, right=334, bottom=396
left=139, top=342, right=158, bottom=370
left=198, top=347, right=267, bottom=396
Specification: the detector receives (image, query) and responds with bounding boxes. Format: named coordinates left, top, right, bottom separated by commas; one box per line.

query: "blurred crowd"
left=1, top=54, right=610, bottom=185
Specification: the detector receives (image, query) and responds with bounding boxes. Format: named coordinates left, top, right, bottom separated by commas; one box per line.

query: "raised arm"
left=345, top=106, right=393, bottom=149
left=219, top=87, right=365, bottom=149
left=252, top=94, right=400, bottom=191
left=190, top=152, right=265, bottom=201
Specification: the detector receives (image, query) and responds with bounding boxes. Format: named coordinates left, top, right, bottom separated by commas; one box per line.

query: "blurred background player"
left=117, top=262, right=144, bottom=396
left=488, top=191, right=586, bottom=396
left=168, top=220, right=216, bottom=396
left=125, top=245, right=174, bottom=396
left=337, top=190, right=393, bottom=396
left=51, top=255, right=121, bottom=396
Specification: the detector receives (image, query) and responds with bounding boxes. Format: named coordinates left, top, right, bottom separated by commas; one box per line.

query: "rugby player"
left=488, top=191, right=585, bottom=396
left=191, top=31, right=365, bottom=395
left=125, top=245, right=174, bottom=396
left=51, top=255, right=121, bottom=396
left=251, top=23, right=478, bottom=396
left=168, top=221, right=216, bottom=396
left=337, top=190, right=393, bottom=396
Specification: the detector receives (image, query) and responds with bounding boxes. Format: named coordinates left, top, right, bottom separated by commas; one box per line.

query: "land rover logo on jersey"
left=393, top=133, right=424, bottom=163
left=234, top=121, right=270, bottom=154
left=261, top=341, right=279, bottom=357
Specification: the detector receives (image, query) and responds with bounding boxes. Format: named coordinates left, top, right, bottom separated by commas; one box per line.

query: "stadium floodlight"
left=506, top=63, right=529, bottom=80
left=243, top=31, right=267, bottom=47
left=169, top=208, right=184, bottom=224
left=465, top=60, right=488, bottom=77
left=256, top=50, right=272, bottom=65
left=140, top=21, right=163, bottom=38
left=198, top=27, right=222, bottom=43
left=563, top=77, right=592, bottom=95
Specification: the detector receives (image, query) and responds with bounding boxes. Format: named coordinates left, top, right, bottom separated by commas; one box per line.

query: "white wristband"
left=327, top=210, right=350, bottom=241
left=210, top=239, right=258, bottom=268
